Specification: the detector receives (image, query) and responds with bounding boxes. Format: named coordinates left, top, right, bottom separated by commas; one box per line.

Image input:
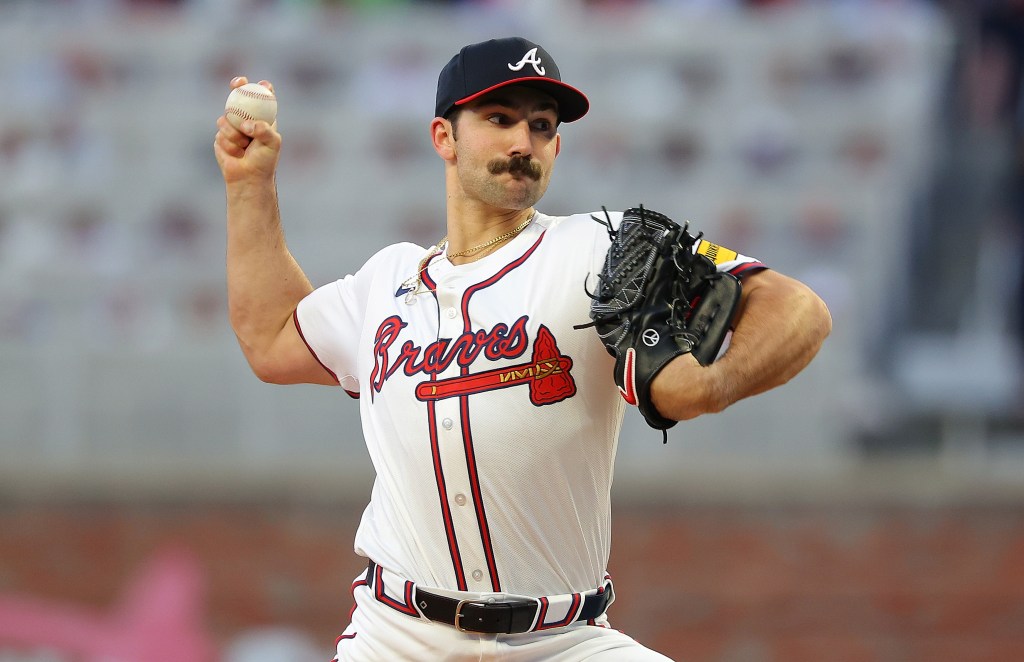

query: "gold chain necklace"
left=401, top=214, right=535, bottom=303
left=443, top=214, right=534, bottom=260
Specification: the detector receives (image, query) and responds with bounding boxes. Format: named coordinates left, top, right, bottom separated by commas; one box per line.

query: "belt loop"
left=366, top=560, right=376, bottom=588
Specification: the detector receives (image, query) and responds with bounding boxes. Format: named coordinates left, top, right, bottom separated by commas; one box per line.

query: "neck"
left=444, top=203, right=536, bottom=265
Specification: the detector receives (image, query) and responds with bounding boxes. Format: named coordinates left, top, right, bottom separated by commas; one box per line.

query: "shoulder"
left=363, top=242, right=430, bottom=269
left=532, top=210, right=623, bottom=271
left=310, top=242, right=429, bottom=301
left=534, top=209, right=623, bottom=237
left=349, top=242, right=434, bottom=285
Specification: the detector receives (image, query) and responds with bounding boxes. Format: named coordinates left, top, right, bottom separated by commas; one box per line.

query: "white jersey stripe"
left=449, top=236, right=545, bottom=593
left=426, top=391, right=469, bottom=591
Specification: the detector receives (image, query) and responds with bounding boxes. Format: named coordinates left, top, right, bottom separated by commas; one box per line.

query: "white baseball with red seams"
left=295, top=211, right=764, bottom=600
left=224, top=82, right=277, bottom=129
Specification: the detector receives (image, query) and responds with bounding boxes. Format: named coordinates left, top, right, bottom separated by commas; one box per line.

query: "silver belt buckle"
left=453, top=599, right=486, bottom=633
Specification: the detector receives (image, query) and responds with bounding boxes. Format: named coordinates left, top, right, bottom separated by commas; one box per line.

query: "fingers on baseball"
left=229, top=76, right=274, bottom=96
left=216, top=116, right=251, bottom=156
left=249, top=120, right=280, bottom=147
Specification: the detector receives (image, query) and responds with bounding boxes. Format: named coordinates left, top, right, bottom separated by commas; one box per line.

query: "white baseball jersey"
left=295, top=210, right=764, bottom=601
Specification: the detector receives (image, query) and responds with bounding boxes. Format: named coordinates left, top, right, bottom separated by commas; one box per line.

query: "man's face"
left=449, top=86, right=561, bottom=211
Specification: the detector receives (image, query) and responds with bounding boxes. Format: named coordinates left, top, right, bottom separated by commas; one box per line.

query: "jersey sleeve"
left=294, top=271, right=367, bottom=395
left=694, top=237, right=767, bottom=279
left=292, top=274, right=364, bottom=393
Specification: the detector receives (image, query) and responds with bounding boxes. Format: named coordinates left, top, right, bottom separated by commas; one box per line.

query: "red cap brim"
left=454, top=76, right=590, bottom=123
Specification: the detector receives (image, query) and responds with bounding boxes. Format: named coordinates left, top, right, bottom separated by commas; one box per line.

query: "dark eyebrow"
left=533, top=101, right=558, bottom=115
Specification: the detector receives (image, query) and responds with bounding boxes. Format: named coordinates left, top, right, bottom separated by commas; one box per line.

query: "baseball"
left=224, top=82, right=277, bottom=130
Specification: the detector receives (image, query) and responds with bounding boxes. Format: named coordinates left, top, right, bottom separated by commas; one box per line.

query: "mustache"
left=488, top=155, right=542, bottom=180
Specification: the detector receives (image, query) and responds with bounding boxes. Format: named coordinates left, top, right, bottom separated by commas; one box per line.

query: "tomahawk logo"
left=508, top=48, right=546, bottom=76
left=415, top=325, right=575, bottom=406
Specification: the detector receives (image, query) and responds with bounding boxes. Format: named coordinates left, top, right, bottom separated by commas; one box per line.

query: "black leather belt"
left=367, top=561, right=613, bottom=635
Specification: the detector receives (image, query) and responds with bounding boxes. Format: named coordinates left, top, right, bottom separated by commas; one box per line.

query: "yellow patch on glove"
left=696, top=240, right=737, bottom=265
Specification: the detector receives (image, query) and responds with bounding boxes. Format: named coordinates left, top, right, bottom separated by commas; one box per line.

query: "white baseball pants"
left=333, top=572, right=674, bottom=661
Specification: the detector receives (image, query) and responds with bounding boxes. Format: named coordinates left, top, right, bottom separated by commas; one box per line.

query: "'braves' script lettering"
left=370, top=315, right=530, bottom=398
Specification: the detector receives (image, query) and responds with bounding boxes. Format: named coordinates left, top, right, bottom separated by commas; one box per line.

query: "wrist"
left=225, top=176, right=277, bottom=201
left=650, top=353, right=725, bottom=421
left=701, top=364, right=732, bottom=414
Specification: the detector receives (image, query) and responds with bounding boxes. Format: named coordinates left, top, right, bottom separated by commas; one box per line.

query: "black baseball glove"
left=576, top=206, right=742, bottom=439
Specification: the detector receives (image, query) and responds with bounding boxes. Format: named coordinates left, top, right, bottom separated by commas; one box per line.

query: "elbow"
left=239, top=344, right=280, bottom=383
left=230, top=310, right=290, bottom=384
left=244, top=344, right=307, bottom=385
left=251, top=360, right=283, bottom=384
left=806, top=287, right=833, bottom=348
left=790, top=283, right=832, bottom=361
left=233, top=334, right=289, bottom=385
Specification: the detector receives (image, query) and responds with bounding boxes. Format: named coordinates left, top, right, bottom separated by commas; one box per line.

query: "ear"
left=555, top=132, right=561, bottom=158
left=431, top=117, right=456, bottom=161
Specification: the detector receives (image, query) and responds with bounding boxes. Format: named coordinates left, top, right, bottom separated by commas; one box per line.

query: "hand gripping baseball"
left=214, top=77, right=281, bottom=185
left=576, top=207, right=742, bottom=440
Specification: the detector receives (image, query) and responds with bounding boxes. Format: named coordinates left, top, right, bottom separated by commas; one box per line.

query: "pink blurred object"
left=0, top=547, right=216, bottom=662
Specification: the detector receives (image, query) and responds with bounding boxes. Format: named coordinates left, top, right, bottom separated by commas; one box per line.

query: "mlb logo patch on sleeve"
left=696, top=240, right=737, bottom=265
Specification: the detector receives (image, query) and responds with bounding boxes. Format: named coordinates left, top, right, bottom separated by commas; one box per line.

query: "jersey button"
left=442, top=418, right=454, bottom=430
left=472, top=569, right=484, bottom=582
left=445, top=307, right=457, bottom=319
left=454, top=493, right=467, bottom=506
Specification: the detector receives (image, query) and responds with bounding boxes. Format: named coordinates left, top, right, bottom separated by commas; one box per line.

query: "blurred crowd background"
left=1, top=0, right=1023, bottom=660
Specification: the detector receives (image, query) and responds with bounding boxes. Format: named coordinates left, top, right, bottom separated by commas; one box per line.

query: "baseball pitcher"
left=213, top=37, right=831, bottom=661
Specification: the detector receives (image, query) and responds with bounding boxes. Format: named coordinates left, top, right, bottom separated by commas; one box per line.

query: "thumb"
left=241, top=120, right=282, bottom=156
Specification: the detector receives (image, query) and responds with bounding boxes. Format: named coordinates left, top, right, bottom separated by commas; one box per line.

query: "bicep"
left=733, top=267, right=829, bottom=332
left=731, top=267, right=774, bottom=324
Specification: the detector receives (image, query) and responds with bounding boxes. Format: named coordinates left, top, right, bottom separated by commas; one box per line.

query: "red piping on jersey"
left=293, top=309, right=341, bottom=385
left=456, top=395, right=500, bottom=590
left=427, top=387, right=469, bottom=591
left=730, top=262, right=767, bottom=278
left=455, top=231, right=545, bottom=593
left=419, top=263, right=472, bottom=590
left=373, top=564, right=419, bottom=616
left=335, top=576, right=368, bottom=652
left=421, top=267, right=437, bottom=293
left=535, top=592, right=582, bottom=631
left=348, top=578, right=367, bottom=621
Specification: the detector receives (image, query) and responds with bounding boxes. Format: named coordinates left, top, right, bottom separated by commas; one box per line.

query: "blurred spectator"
left=149, top=202, right=206, bottom=262
left=348, top=43, right=436, bottom=120
left=976, top=1, right=1024, bottom=352
left=735, top=104, right=801, bottom=176
left=902, top=1, right=1021, bottom=343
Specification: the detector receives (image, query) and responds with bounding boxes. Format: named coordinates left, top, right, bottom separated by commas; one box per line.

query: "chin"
left=508, top=184, right=546, bottom=209
left=504, top=194, right=542, bottom=211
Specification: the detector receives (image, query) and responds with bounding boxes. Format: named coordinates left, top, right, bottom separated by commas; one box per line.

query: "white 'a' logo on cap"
left=508, top=48, right=546, bottom=76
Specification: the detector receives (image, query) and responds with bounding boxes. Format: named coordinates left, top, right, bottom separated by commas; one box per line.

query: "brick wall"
left=1, top=501, right=1023, bottom=661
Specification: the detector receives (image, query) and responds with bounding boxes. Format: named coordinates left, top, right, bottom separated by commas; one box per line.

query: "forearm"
left=711, top=274, right=831, bottom=407
left=226, top=178, right=313, bottom=360
left=651, top=270, right=831, bottom=421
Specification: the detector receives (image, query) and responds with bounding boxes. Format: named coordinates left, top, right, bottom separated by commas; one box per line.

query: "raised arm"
left=214, top=77, right=336, bottom=385
left=650, top=269, right=832, bottom=421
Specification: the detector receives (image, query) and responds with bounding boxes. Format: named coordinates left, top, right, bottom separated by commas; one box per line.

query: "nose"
left=507, top=120, right=533, bottom=157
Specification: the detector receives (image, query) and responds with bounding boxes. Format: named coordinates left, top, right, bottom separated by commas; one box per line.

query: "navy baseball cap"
left=435, top=37, right=590, bottom=123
